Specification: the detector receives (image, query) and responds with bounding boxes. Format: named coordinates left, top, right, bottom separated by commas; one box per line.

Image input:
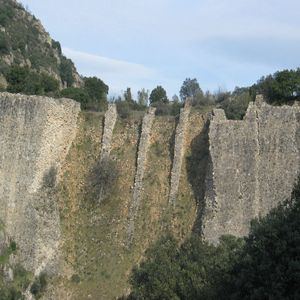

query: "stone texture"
left=169, top=104, right=191, bottom=205
left=127, top=107, right=156, bottom=243
left=100, top=103, right=117, bottom=161
left=0, top=92, right=80, bottom=274
left=202, top=96, right=300, bottom=243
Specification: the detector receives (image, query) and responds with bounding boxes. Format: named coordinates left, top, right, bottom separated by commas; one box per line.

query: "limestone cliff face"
left=203, top=97, right=300, bottom=243
left=0, top=92, right=80, bottom=274
left=1, top=92, right=299, bottom=298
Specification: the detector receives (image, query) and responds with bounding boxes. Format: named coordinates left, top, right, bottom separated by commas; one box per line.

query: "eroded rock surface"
left=127, top=107, right=156, bottom=243
left=0, top=93, right=80, bottom=274
left=169, top=104, right=190, bottom=205
left=203, top=97, right=300, bottom=243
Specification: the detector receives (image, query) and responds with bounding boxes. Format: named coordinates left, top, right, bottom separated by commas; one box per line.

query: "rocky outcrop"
left=169, top=104, right=190, bottom=205
left=0, top=93, right=80, bottom=274
left=127, top=107, right=156, bottom=243
left=0, top=0, right=83, bottom=88
left=202, top=96, right=300, bottom=243
left=100, top=103, right=117, bottom=161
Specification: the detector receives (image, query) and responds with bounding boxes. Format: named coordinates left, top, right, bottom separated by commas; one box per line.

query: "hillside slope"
left=0, top=0, right=82, bottom=90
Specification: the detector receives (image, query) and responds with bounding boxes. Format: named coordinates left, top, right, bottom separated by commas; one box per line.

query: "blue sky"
left=20, top=0, right=300, bottom=98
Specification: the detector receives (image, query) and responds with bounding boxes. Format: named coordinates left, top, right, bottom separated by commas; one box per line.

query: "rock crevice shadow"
left=186, top=120, right=210, bottom=234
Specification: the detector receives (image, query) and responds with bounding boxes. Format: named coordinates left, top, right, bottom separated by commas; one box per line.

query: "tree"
left=84, top=76, right=108, bottom=110
left=88, top=158, right=119, bottom=203
left=129, top=234, right=180, bottom=300
left=250, top=69, right=300, bottom=104
left=128, top=234, right=243, bottom=300
left=137, top=88, right=149, bottom=107
left=84, top=76, right=108, bottom=100
left=128, top=177, right=300, bottom=300
left=124, top=87, right=133, bottom=103
left=60, top=87, right=89, bottom=108
left=172, top=94, right=180, bottom=103
left=221, top=177, right=300, bottom=300
left=180, top=78, right=203, bottom=102
left=149, top=85, right=168, bottom=105
left=219, top=89, right=252, bottom=120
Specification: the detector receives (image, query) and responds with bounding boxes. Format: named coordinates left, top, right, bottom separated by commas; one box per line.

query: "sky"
left=20, top=0, right=300, bottom=98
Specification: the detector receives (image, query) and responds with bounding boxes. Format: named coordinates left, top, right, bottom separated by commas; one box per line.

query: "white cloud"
left=63, top=47, right=159, bottom=95
left=21, top=0, right=300, bottom=94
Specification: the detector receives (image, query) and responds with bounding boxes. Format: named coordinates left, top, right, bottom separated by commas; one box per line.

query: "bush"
left=71, top=274, right=81, bottom=284
left=42, top=166, right=57, bottom=188
left=6, top=66, right=60, bottom=95
left=153, top=101, right=183, bottom=116
left=59, top=56, right=74, bottom=87
left=0, top=32, right=10, bottom=54
left=220, top=177, right=300, bottom=300
left=51, top=40, right=62, bottom=55
left=30, top=273, right=47, bottom=299
left=0, top=4, right=15, bottom=26
left=60, top=87, right=90, bottom=108
left=128, top=234, right=243, bottom=300
left=88, top=158, right=119, bottom=204
left=116, top=100, right=132, bottom=118
left=40, top=73, right=59, bottom=93
left=84, top=76, right=108, bottom=111
left=219, top=90, right=252, bottom=120
left=127, top=177, right=300, bottom=300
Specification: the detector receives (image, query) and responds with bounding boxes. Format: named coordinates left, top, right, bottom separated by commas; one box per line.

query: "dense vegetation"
left=250, top=69, right=300, bottom=104
left=0, top=0, right=81, bottom=89
left=217, top=69, right=300, bottom=119
left=127, top=177, right=300, bottom=299
left=6, top=66, right=59, bottom=96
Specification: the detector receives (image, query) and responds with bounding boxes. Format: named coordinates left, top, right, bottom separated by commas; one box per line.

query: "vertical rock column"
left=127, top=107, right=156, bottom=244
left=100, top=103, right=117, bottom=161
left=168, top=104, right=191, bottom=206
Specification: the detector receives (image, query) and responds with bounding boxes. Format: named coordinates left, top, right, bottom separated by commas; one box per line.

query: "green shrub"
left=71, top=274, right=81, bottom=284
left=51, top=40, right=62, bottom=55
left=220, top=90, right=252, bottom=120
left=60, top=87, right=90, bottom=108
left=0, top=4, right=15, bottom=26
left=128, top=177, right=300, bottom=300
left=0, top=32, right=10, bottom=54
left=60, top=56, right=74, bottom=87
left=128, top=234, right=243, bottom=300
left=88, top=158, right=119, bottom=204
left=30, top=273, right=47, bottom=299
left=42, top=166, right=57, bottom=188
left=6, top=66, right=60, bottom=95
left=154, top=102, right=182, bottom=116
left=250, top=69, right=300, bottom=104
left=116, top=100, right=131, bottom=118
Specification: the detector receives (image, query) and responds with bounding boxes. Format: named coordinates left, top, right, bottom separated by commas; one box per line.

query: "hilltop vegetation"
left=0, top=0, right=109, bottom=111
left=0, top=0, right=82, bottom=89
